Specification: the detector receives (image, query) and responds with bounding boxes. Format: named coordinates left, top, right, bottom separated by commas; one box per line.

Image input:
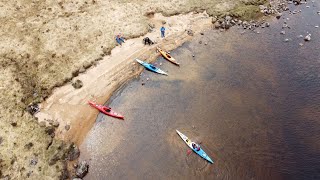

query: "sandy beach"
left=35, top=12, right=213, bottom=145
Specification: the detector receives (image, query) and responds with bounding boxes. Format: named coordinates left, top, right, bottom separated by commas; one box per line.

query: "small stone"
left=284, top=38, right=290, bottom=42
left=53, top=121, right=59, bottom=128
left=78, top=67, right=86, bottom=73
left=200, top=32, right=204, bottom=35
left=304, top=34, right=311, bottom=41
left=65, top=125, right=70, bottom=131
left=76, top=161, right=89, bottom=178
left=11, top=122, right=17, bottom=127
left=204, top=42, right=207, bottom=45
left=141, top=82, right=145, bottom=86
left=45, top=126, right=55, bottom=136
left=299, top=43, right=304, bottom=46
left=24, top=142, right=34, bottom=150
left=192, top=54, right=195, bottom=57
left=39, top=121, right=46, bottom=127
left=315, top=25, right=319, bottom=28
left=30, top=158, right=38, bottom=166
left=306, top=6, right=310, bottom=8
left=280, top=31, right=286, bottom=35
left=298, top=35, right=303, bottom=38
left=276, top=13, right=282, bottom=19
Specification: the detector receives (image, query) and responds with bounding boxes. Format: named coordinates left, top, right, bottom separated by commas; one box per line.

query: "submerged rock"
left=76, top=161, right=89, bottom=178
left=304, top=34, right=311, bottom=41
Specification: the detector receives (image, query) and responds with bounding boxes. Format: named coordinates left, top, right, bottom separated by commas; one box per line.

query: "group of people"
left=115, top=26, right=166, bottom=46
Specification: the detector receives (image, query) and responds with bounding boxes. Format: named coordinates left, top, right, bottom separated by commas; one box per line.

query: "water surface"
left=80, top=2, right=320, bottom=179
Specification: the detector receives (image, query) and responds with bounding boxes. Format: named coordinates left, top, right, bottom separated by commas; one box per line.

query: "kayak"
left=136, top=59, right=168, bottom=76
left=176, top=130, right=214, bottom=164
left=157, top=47, right=180, bottom=66
left=88, top=101, right=124, bottom=119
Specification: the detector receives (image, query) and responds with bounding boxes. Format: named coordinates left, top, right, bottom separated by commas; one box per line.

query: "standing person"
left=160, top=26, right=166, bottom=38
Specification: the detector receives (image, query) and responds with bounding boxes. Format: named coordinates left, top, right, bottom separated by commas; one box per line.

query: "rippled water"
left=80, top=2, right=320, bottom=180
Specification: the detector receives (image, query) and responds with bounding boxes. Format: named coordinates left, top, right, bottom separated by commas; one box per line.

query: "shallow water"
left=80, top=2, right=320, bottom=180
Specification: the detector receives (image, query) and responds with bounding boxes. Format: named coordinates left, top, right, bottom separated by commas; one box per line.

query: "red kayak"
left=88, top=101, right=124, bottom=120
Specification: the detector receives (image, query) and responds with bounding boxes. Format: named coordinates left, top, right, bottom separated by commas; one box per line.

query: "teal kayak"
left=176, top=130, right=214, bottom=164
left=136, top=59, right=168, bottom=76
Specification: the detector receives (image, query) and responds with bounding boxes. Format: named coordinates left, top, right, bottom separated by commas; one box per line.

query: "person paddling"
left=192, top=142, right=201, bottom=151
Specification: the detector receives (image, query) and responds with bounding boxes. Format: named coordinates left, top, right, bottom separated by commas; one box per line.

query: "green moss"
left=230, top=4, right=263, bottom=20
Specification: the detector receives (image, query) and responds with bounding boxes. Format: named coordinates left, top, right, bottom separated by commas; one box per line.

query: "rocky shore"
left=0, top=0, right=306, bottom=179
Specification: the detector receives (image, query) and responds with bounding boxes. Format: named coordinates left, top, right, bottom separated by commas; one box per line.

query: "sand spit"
left=0, top=0, right=271, bottom=179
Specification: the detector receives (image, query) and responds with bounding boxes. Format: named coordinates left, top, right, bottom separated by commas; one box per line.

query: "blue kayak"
left=136, top=59, right=168, bottom=76
left=176, top=130, right=214, bottom=164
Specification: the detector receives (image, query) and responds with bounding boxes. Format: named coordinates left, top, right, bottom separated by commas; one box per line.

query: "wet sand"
left=80, top=2, right=320, bottom=180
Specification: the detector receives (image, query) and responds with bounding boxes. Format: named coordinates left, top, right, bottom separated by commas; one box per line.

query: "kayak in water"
left=157, top=47, right=180, bottom=66
left=136, top=59, right=168, bottom=76
left=176, top=130, right=214, bottom=164
left=88, top=101, right=124, bottom=119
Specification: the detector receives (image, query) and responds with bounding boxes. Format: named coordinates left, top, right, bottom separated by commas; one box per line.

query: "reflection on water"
left=80, top=2, right=320, bottom=180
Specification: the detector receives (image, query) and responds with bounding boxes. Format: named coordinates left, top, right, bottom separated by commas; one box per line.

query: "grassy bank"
left=0, top=0, right=267, bottom=179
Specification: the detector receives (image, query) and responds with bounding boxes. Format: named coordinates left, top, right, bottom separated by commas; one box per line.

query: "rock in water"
left=76, top=161, right=89, bottom=178
left=304, top=34, right=311, bottom=41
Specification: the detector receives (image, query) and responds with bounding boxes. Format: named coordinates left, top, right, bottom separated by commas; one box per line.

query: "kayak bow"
left=176, top=130, right=214, bottom=164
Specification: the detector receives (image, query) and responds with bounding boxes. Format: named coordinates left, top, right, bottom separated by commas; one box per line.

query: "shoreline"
left=0, top=0, right=294, bottom=178
left=35, top=12, right=213, bottom=145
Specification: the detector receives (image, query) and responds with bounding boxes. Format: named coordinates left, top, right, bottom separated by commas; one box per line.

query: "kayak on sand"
left=88, top=101, right=124, bottom=120
left=176, top=130, right=214, bottom=164
left=136, top=59, right=168, bottom=76
left=157, top=47, right=180, bottom=66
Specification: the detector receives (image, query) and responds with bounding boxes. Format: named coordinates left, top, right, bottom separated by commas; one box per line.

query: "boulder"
left=67, top=143, right=80, bottom=161
left=76, top=161, right=89, bottom=178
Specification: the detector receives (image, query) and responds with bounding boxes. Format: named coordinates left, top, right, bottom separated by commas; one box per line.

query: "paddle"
left=187, top=149, right=192, bottom=156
